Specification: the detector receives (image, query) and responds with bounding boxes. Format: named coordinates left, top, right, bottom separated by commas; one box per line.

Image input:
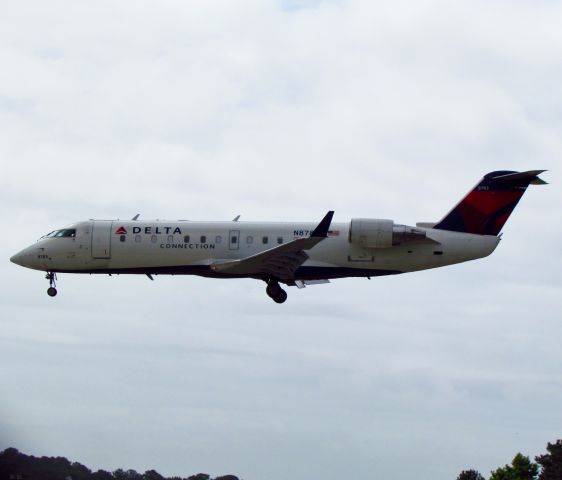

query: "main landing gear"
left=266, top=280, right=288, bottom=304
left=46, top=271, right=57, bottom=297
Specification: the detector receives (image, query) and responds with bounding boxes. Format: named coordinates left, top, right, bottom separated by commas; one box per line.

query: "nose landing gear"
left=46, top=272, right=57, bottom=297
left=266, top=280, right=288, bottom=304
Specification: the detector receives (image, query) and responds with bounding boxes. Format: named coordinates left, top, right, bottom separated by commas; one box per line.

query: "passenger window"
left=120, top=235, right=126, bottom=243
left=167, top=235, right=173, bottom=243
left=262, top=236, right=269, bottom=244
left=215, top=235, right=222, bottom=244
left=247, top=235, right=253, bottom=244
left=151, top=235, right=157, bottom=243
left=277, top=237, right=283, bottom=244
left=135, top=235, right=141, bottom=243
left=231, top=236, right=238, bottom=244
left=200, top=235, right=206, bottom=243
left=184, top=235, right=190, bottom=243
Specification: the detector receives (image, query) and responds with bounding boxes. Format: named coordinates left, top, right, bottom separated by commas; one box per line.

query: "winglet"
left=311, top=211, right=334, bottom=237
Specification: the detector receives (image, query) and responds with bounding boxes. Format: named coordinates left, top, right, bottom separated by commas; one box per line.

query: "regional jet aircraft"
left=10, top=170, right=546, bottom=303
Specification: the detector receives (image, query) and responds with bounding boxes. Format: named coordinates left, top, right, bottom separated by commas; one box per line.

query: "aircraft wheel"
left=47, top=287, right=58, bottom=297
left=273, top=289, right=287, bottom=304
left=266, top=283, right=279, bottom=298
left=266, top=281, right=288, bottom=303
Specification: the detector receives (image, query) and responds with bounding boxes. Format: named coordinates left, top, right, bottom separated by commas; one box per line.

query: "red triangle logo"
left=115, top=226, right=127, bottom=235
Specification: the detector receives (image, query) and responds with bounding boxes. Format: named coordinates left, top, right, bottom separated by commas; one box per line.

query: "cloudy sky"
left=1, top=1, right=561, bottom=479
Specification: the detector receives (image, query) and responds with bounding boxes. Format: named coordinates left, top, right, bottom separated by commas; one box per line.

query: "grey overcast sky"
left=1, top=1, right=561, bottom=479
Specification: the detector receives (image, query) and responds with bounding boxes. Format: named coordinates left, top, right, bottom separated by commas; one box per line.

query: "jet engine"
left=349, top=219, right=428, bottom=248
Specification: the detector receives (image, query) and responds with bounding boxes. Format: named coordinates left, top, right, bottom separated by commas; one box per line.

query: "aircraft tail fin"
left=433, top=170, right=547, bottom=236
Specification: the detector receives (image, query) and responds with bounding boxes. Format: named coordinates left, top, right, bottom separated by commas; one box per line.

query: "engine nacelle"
left=349, top=219, right=394, bottom=248
left=349, top=219, right=428, bottom=248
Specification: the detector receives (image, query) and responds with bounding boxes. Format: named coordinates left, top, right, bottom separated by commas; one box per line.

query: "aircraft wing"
left=210, top=211, right=334, bottom=281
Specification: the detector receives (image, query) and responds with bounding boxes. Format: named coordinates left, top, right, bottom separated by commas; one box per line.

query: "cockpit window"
left=46, top=229, right=76, bottom=238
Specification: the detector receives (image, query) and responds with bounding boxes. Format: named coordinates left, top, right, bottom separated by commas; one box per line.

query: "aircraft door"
left=91, top=221, right=112, bottom=258
left=229, top=230, right=240, bottom=250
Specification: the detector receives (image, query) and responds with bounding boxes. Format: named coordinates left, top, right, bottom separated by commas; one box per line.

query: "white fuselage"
left=11, top=219, right=500, bottom=281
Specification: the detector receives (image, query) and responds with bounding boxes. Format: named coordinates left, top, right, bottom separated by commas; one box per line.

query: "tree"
left=91, top=470, right=115, bottom=480
left=125, top=469, right=143, bottom=480
left=457, top=469, right=486, bottom=480
left=536, top=440, right=562, bottom=480
left=490, top=453, right=539, bottom=480
left=70, top=460, right=92, bottom=479
left=114, top=468, right=143, bottom=480
left=143, top=469, right=165, bottom=480
left=0, top=447, right=246, bottom=480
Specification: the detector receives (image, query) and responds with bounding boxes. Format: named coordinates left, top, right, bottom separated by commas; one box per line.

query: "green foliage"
left=536, top=440, right=562, bottom=480
left=457, top=469, right=486, bottom=480
left=6, top=440, right=562, bottom=480
left=0, top=448, right=92, bottom=480
left=113, top=468, right=129, bottom=480
left=490, top=453, right=539, bottom=480
left=143, top=469, right=166, bottom=480
left=0, top=447, right=231, bottom=480
left=91, top=470, right=115, bottom=480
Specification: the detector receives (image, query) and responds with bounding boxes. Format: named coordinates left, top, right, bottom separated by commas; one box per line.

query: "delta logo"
left=115, top=226, right=127, bottom=235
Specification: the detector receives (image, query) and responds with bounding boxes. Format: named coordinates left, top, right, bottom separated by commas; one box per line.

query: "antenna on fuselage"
left=232, top=215, right=240, bottom=222
left=132, top=214, right=140, bottom=220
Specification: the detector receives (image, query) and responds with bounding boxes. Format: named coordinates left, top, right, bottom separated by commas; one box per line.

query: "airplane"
left=10, top=170, right=546, bottom=303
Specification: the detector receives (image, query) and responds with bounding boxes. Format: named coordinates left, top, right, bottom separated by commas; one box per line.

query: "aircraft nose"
left=10, top=246, right=51, bottom=271
left=10, top=251, right=24, bottom=266
left=10, top=247, right=35, bottom=268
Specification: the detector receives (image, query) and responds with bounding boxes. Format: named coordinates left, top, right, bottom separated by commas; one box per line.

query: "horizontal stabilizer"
left=492, top=170, right=548, bottom=185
